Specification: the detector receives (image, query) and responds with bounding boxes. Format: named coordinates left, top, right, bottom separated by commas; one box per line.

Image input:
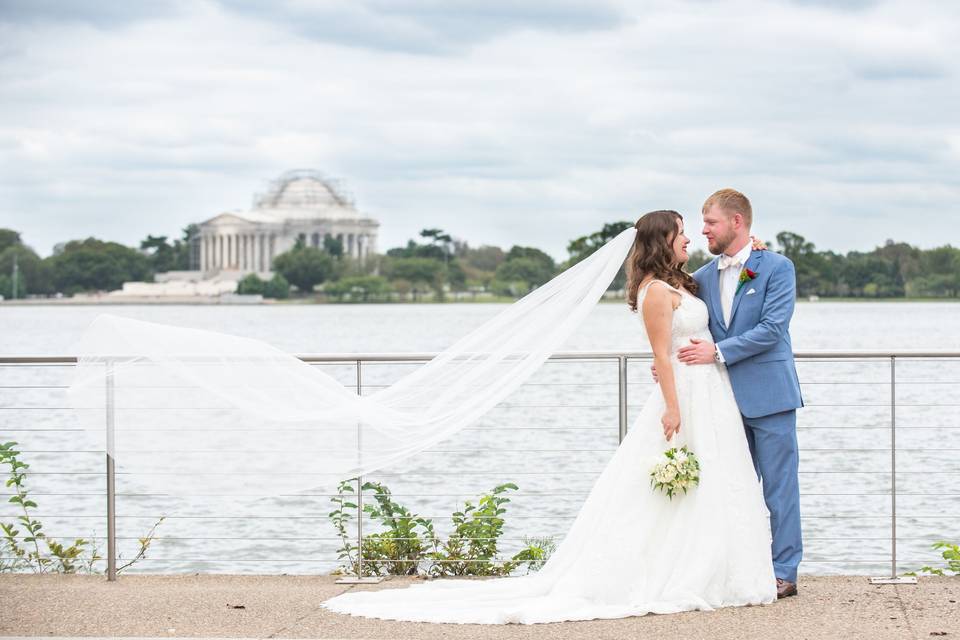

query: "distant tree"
left=566, top=221, right=633, bottom=266
left=0, top=242, right=54, bottom=296
left=263, top=273, right=290, bottom=299
left=387, top=239, right=445, bottom=260
left=839, top=251, right=901, bottom=297
left=506, top=245, right=554, bottom=269
left=565, top=221, right=632, bottom=290
left=0, top=271, right=26, bottom=300
left=324, top=276, right=392, bottom=302
left=138, top=225, right=199, bottom=273
left=0, top=229, right=22, bottom=253
left=463, top=245, right=505, bottom=272
left=909, top=272, right=960, bottom=297
left=914, top=246, right=960, bottom=297
left=493, top=257, right=550, bottom=289
left=774, top=231, right=816, bottom=260
left=174, top=224, right=200, bottom=270
left=489, top=278, right=528, bottom=297
left=384, top=257, right=443, bottom=287
left=877, top=240, right=923, bottom=283
left=47, top=238, right=151, bottom=295
left=383, top=257, right=444, bottom=300
left=272, top=246, right=335, bottom=293
left=385, top=228, right=457, bottom=262
left=385, top=241, right=413, bottom=259
left=920, top=245, right=960, bottom=275
left=383, top=228, right=477, bottom=297
left=488, top=247, right=555, bottom=296
left=774, top=232, right=837, bottom=297
left=451, top=238, right=470, bottom=258
left=391, top=278, right=412, bottom=298
left=323, top=234, right=344, bottom=258
left=236, top=273, right=265, bottom=295
left=444, top=259, right=468, bottom=290
left=685, top=249, right=711, bottom=273
left=420, top=228, right=453, bottom=249
left=140, top=235, right=178, bottom=274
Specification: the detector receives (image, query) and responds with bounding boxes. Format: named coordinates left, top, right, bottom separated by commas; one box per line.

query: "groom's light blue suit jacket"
left=692, top=249, right=804, bottom=419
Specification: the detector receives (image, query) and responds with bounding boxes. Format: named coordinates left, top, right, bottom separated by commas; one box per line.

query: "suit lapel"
left=706, top=257, right=725, bottom=331
left=728, top=250, right=765, bottom=327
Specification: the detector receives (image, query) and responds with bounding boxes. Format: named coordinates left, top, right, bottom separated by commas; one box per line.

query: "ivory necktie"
left=719, top=256, right=742, bottom=325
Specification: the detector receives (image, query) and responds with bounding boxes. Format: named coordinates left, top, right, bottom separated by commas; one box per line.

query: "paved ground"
left=1, top=574, right=958, bottom=639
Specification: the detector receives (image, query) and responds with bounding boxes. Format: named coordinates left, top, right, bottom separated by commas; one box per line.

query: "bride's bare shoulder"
left=639, top=279, right=681, bottom=310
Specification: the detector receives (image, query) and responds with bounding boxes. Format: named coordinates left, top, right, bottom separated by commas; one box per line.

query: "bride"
left=319, top=210, right=778, bottom=624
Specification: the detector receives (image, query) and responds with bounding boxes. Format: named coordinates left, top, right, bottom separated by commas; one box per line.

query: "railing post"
left=105, top=359, right=117, bottom=582
left=356, top=359, right=363, bottom=579
left=335, top=359, right=382, bottom=584
left=871, top=354, right=915, bottom=584
left=618, top=356, right=628, bottom=443
left=891, top=355, right=897, bottom=579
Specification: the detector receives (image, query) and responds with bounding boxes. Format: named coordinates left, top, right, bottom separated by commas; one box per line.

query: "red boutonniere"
left=736, top=268, right=758, bottom=294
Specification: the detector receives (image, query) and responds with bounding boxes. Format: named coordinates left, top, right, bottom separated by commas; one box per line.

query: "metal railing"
left=1, top=350, right=959, bottom=582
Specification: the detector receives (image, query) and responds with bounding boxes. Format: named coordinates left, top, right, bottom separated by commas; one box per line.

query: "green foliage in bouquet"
left=650, top=446, right=701, bottom=500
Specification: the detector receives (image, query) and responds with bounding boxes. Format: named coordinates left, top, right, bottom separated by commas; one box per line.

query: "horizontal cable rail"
left=16, top=492, right=960, bottom=498
left=2, top=350, right=959, bottom=580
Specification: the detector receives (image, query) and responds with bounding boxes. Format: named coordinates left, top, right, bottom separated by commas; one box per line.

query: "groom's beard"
left=708, top=231, right=737, bottom=255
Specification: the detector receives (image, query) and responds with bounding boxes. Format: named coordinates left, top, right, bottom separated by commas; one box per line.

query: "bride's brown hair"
left=626, top=210, right=698, bottom=312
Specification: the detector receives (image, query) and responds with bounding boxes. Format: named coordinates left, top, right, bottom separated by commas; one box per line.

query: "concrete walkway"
left=1, top=574, right=958, bottom=639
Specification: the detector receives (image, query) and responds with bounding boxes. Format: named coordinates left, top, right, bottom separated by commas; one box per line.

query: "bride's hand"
left=661, top=408, right=680, bottom=440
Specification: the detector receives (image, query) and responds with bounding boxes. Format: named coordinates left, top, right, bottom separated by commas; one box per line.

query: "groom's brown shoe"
left=776, top=578, right=797, bottom=599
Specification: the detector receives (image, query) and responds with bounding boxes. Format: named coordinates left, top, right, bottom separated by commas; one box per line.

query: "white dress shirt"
left=714, top=240, right=754, bottom=363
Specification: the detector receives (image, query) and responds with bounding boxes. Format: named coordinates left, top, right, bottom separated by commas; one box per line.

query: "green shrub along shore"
left=1, top=224, right=958, bottom=302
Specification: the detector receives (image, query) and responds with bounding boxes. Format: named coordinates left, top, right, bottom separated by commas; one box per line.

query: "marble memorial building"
left=199, top=170, right=379, bottom=276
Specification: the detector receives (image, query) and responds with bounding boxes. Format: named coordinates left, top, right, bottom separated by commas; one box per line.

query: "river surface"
left=1, top=301, right=958, bottom=576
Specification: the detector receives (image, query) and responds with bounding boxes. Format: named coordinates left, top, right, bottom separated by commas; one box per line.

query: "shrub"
left=263, top=273, right=290, bottom=299
left=236, top=273, right=265, bottom=295
left=272, top=247, right=334, bottom=293
left=329, top=479, right=555, bottom=578
left=907, top=541, right=960, bottom=577
left=0, top=441, right=161, bottom=574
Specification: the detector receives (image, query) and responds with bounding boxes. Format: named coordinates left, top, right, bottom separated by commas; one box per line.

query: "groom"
left=676, top=188, right=804, bottom=599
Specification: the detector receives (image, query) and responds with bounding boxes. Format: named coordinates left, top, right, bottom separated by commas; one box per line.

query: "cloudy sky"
left=1, top=0, right=957, bottom=260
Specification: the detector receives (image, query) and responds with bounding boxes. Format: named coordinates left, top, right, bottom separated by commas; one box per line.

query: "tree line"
left=1, top=224, right=958, bottom=301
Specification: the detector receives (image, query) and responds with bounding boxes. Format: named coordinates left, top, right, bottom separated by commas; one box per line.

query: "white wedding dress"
left=319, top=280, right=777, bottom=624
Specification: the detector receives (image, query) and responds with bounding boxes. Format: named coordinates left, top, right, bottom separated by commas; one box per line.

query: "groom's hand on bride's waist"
left=677, top=338, right=717, bottom=365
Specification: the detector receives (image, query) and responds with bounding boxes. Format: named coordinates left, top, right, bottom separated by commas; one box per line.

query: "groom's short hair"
left=703, top=189, right=752, bottom=228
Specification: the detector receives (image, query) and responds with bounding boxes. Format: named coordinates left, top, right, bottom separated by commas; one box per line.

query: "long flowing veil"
left=66, top=227, right=638, bottom=496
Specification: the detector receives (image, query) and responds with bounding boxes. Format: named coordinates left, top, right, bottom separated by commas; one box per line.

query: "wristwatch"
left=713, top=345, right=722, bottom=362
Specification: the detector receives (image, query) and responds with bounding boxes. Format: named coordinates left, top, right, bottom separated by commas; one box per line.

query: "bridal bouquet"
left=650, top=446, right=700, bottom=499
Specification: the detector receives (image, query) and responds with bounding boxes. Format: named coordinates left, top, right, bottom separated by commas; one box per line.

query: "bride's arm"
left=641, top=284, right=681, bottom=441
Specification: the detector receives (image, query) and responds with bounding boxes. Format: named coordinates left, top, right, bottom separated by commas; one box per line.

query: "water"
left=1, top=301, right=959, bottom=576
left=4, top=300, right=960, bottom=354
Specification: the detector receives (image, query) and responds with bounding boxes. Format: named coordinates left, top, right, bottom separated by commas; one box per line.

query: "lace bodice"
left=635, top=279, right=713, bottom=354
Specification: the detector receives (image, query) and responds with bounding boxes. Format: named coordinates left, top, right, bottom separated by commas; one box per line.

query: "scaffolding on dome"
left=253, top=169, right=355, bottom=209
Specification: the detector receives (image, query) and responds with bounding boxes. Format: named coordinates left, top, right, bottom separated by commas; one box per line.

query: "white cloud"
left=0, top=0, right=957, bottom=259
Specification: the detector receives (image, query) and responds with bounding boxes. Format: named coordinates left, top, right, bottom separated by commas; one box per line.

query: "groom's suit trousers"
left=742, top=408, right=803, bottom=584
